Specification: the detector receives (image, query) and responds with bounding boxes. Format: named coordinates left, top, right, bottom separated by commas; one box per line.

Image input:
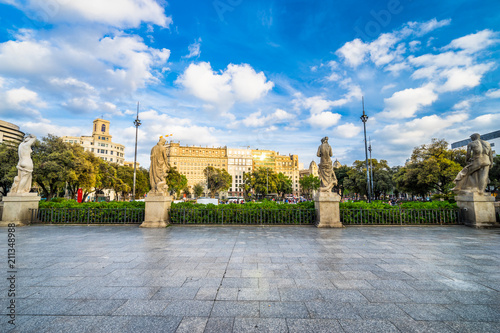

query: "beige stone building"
left=164, top=143, right=302, bottom=196
left=252, top=149, right=300, bottom=196
left=62, top=118, right=126, bottom=165
left=165, top=142, right=228, bottom=190
left=0, top=120, right=24, bottom=145
left=227, top=148, right=253, bottom=196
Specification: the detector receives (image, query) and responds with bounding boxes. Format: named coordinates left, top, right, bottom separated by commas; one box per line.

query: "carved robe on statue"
left=316, top=137, right=337, bottom=192
left=453, top=133, right=493, bottom=193
left=149, top=137, right=169, bottom=194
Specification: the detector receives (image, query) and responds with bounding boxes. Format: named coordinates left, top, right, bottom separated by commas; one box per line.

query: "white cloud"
left=293, top=80, right=361, bottom=115
left=382, top=112, right=468, bottom=146
left=381, top=83, right=396, bottom=91
left=409, top=52, right=472, bottom=70
left=335, top=38, right=369, bottom=68
left=438, top=64, right=493, bottom=92
left=444, top=29, right=499, bottom=54
left=307, top=112, right=341, bottom=129
left=385, top=62, right=409, bottom=74
left=20, top=120, right=83, bottom=138
left=241, top=108, right=295, bottom=127
left=127, top=109, right=220, bottom=149
left=486, top=89, right=500, bottom=99
left=0, top=31, right=171, bottom=93
left=409, top=40, right=421, bottom=52
left=0, top=86, right=46, bottom=117
left=9, top=0, right=171, bottom=28
left=413, top=18, right=451, bottom=36
left=184, top=38, right=201, bottom=59
left=336, top=18, right=451, bottom=69
left=227, top=64, right=274, bottom=102
left=335, top=123, right=362, bottom=138
left=176, top=62, right=274, bottom=111
left=380, top=83, right=437, bottom=119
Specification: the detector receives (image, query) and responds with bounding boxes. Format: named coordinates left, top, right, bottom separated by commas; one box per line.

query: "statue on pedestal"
left=149, top=137, right=169, bottom=195
left=453, top=133, right=493, bottom=193
left=316, top=136, right=338, bottom=192
left=9, top=134, right=36, bottom=195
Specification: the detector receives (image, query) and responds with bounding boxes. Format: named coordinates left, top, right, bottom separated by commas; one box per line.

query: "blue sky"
left=0, top=0, right=499, bottom=169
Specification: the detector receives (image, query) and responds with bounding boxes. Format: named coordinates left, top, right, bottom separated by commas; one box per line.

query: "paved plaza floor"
left=1, top=225, right=500, bottom=333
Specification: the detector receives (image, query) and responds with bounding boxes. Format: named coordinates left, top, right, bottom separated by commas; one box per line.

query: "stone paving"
left=1, top=225, right=500, bottom=332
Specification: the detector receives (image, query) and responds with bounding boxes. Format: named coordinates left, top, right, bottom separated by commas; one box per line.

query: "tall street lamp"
left=360, top=97, right=372, bottom=203
left=132, top=102, right=141, bottom=201
left=369, top=137, right=374, bottom=200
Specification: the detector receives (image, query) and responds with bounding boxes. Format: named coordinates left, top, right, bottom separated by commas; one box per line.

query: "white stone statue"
left=453, top=133, right=493, bottom=193
left=316, top=136, right=338, bottom=192
left=149, top=137, right=169, bottom=194
left=9, top=134, right=36, bottom=195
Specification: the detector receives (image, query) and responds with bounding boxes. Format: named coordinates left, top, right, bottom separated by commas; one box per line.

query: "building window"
left=101, top=124, right=106, bottom=132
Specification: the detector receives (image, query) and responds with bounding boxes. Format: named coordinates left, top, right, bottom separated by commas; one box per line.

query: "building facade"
left=227, top=148, right=253, bottom=196
left=451, top=130, right=499, bottom=155
left=164, top=143, right=302, bottom=196
left=0, top=120, right=24, bottom=145
left=165, top=142, right=228, bottom=190
left=62, top=118, right=126, bottom=165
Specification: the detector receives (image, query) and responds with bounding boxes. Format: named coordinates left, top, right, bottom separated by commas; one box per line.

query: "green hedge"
left=40, top=199, right=145, bottom=209
left=170, top=200, right=315, bottom=225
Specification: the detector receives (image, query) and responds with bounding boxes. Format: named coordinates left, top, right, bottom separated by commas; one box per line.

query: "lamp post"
left=360, top=97, right=372, bottom=203
left=132, top=102, right=141, bottom=201
left=369, top=137, right=374, bottom=200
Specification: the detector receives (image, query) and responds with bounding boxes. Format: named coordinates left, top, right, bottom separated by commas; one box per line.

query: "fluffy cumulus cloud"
left=381, top=112, right=468, bottom=146
left=335, top=123, right=362, bottom=138
left=20, top=120, right=83, bottom=138
left=176, top=62, right=274, bottom=111
left=307, top=112, right=341, bottom=129
left=120, top=109, right=220, bottom=149
left=444, top=29, right=499, bottom=53
left=241, top=108, right=295, bottom=127
left=336, top=19, right=450, bottom=69
left=0, top=30, right=170, bottom=113
left=380, top=83, right=438, bottom=119
left=0, top=84, right=46, bottom=117
left=293, top=80, right=362, bottom=115
left=7, top=0, right=171, bottom=28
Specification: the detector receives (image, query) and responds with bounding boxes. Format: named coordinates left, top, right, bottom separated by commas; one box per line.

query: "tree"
left=489, top=155, right=500, bottom=193
left=343, top=159, right=396, bottom=200
left=334, top=165, right=351, bottom=197
left=166, top=166, right=188, bottom=198
left=116, top=165, right=150, bottom=200
left=299, top=174, right=320, bottom=199
left=203, top=166, right=232, bottom=198
left=275, top=173, right=293, bottom=198
left=32, top=135, right=79, bottom=200
left=0, top=142, right=18, bottom=196
left=94, top=160, right=120, bottom=199
left=394, top=138, right=464, bottom=197
left=182, top=186, right=191, bottom=198
left=193, top=183, right=204, bottom=198
left=66, top=146, right=100, bottom=201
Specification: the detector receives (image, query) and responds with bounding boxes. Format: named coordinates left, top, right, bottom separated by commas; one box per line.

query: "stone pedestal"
left=314, top=192, right=343, bottom=228
left=0, top=193, right=41, bottom=227
left=455, top=191, right=498, bottom=228
left=140, top=194, right=172, bottom=228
